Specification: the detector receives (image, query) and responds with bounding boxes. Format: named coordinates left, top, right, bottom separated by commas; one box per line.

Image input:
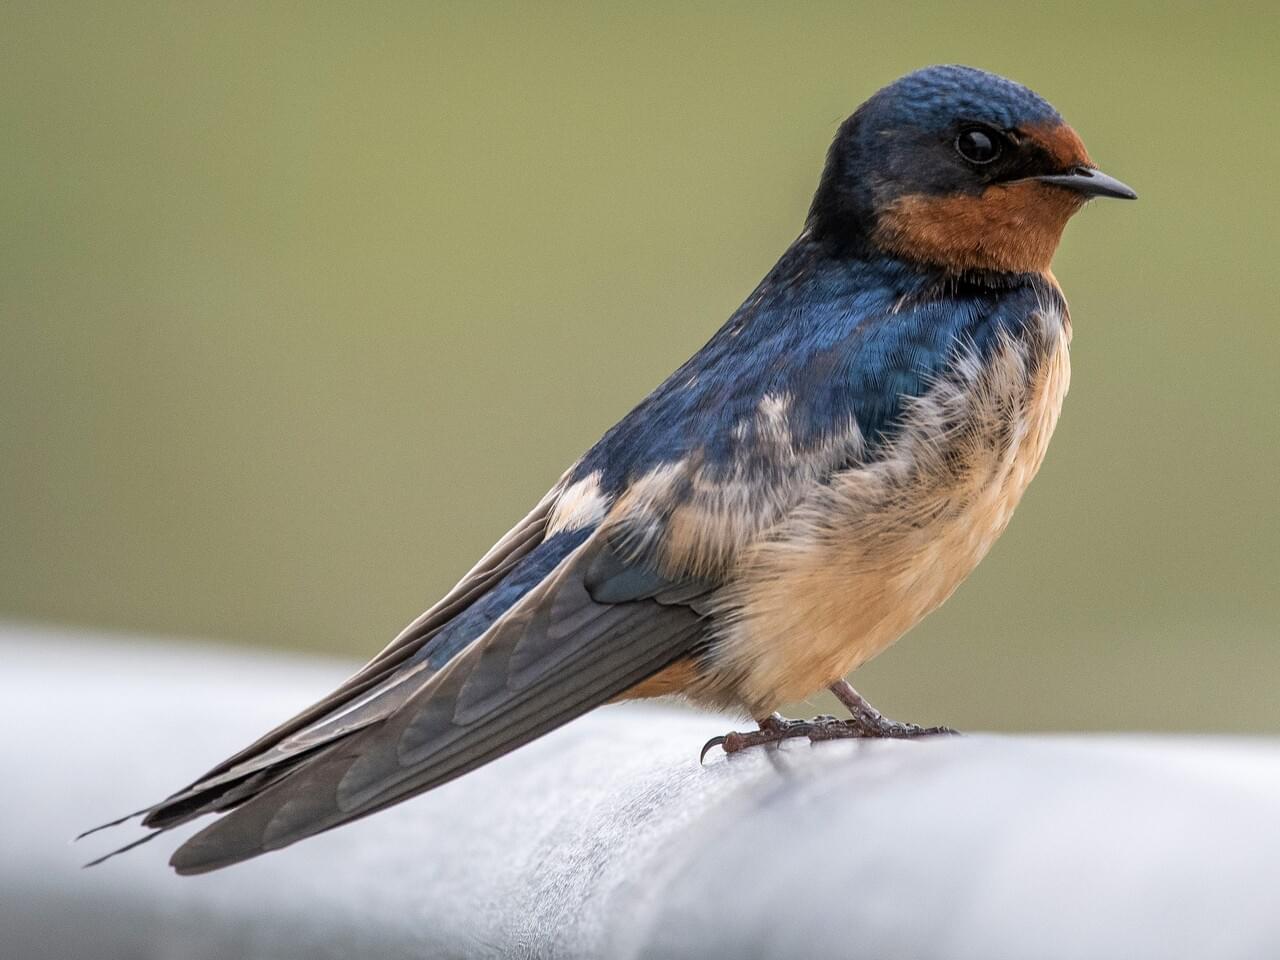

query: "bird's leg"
left=827, top=679, right=957, bottom=739
left=700, top=683, right=956, bottom=761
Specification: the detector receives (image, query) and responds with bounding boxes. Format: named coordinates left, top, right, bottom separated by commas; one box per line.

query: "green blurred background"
left=2, top=2, right=1276, bottom=732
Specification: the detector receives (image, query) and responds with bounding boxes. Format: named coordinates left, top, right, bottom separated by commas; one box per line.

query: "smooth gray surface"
left=4, top=623, right=1280, bottom=959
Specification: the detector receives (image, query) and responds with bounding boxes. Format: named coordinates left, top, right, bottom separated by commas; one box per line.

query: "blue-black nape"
left=807, top=65, right=1069, bottom=255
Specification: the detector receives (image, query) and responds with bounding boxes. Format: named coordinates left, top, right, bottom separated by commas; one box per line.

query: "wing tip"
left=168, top=821, right=267, bottom=875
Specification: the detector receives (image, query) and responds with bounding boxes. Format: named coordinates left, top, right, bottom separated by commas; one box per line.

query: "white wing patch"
left=546, top=470, right=610, bottom=535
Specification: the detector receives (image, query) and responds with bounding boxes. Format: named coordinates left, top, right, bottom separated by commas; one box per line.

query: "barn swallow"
left=88, top=65, right=1134, bottom=873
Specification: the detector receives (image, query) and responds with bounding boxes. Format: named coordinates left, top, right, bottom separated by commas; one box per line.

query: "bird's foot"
left=700, top=711, right=951, bottom=762
left=841, top=711, right=957, bottom=739
left=700, top=713, right=847, bottom=762
left=700, top=681, right=957, bottom=762
left=828, top=679, right=958, bottom=739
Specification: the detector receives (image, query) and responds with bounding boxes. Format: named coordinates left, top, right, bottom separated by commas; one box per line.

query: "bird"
left=86, top=64, right=1135, bottom=874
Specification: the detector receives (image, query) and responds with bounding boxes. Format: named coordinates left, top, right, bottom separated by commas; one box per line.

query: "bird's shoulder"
left=554, top=239, right=1066, bottom=580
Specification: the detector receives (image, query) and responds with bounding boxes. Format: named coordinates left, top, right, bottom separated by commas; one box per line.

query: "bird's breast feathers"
left=711, top=304, right=1071, bottom=713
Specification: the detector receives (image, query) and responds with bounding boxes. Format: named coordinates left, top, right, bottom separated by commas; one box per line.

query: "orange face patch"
left=874, top=180, right=1085, bottom=274
left=873, top=122, right=1094, bottom=274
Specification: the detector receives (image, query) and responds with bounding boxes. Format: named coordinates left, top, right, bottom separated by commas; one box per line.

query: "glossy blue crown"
left=868, top=65, right=1062, bottom=132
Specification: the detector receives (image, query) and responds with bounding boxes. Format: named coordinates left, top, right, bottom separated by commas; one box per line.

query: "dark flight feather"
left=167, top=533, right=706, bottom=873
left=121, top=491, right=562, bottom=834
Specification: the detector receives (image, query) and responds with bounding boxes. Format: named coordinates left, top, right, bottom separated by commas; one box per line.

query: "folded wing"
left=167, top=528, right=706, bottom=872
left=117, top=486, right=566, bottom=839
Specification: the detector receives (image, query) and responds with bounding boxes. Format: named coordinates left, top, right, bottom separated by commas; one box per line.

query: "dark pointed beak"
left=1036, top=166, right=1137, bottom=200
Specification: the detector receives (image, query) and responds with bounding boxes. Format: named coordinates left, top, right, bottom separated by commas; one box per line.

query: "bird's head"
left=809, top=65, right=1135, bottom=275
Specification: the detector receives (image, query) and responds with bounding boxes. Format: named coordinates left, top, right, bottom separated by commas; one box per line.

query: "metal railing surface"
left=4, top=622, right=1280, bottom=960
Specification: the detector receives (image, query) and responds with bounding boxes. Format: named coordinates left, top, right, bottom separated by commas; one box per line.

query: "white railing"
left=5, top=623, right=1280, bottom=959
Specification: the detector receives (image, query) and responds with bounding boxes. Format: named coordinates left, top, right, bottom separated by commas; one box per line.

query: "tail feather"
left=81, top=828, right=164, bottom=868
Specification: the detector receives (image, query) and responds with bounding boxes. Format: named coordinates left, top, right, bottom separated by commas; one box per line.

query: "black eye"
left=955, top=128, right=1002, bottom=165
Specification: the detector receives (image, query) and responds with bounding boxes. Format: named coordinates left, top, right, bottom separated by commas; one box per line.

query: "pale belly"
left=711, top=321, right=1072, bottom=715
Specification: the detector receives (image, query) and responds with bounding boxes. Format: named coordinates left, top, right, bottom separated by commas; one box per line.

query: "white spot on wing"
left=547, top=471, right=608, bottom=535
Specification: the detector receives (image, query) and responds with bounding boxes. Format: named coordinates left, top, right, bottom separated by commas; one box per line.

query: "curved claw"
left=699, top=735, right=728, bottom=764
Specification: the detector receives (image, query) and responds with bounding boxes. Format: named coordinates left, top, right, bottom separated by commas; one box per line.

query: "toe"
left=699, top=735, right=728, bottom=764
